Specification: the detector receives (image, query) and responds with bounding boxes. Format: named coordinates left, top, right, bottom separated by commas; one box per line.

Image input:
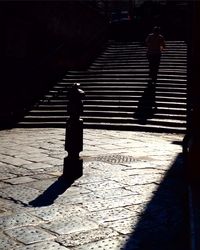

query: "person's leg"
left=152, top=54, right=161, bottom=83
left=147, top=53, right=154, bottom=83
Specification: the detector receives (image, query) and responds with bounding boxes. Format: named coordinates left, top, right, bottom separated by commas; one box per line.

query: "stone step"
left=94, top=57, right=187, bottom=62
left=16, top=121, right=186, bottom=133
left=100, top=54, right=187, bottom=58
left=83, top=69, right=187, bottom=73
left=34, top=104, right=187, bottom=116
left=107, top=41, right=186, bottom=45
left=39, top=99, right=186, bottom=108
left=66, top=72, right=187, bottom=77
left=63, top=78, right=187, bottom=84
left=28, top=109, right=186, bottom=119
left=89, top=67, right=187, bottom=72
left=105, top=47, right=187, bottom=51
left=35, top=104, right=186, bottom=114
left=38, top=94, right=187, bottom=104
left=19, top=40, right=187, bottom=132
left=54, top=90, right=187, bottom=97
left=50, top=86, right=187, bottom=92
left=83, top=122, right=186, bottom=133
left=44, top=90, right=187, bottom=98
left=68, top=68, right=187, bottom=73
left=92, top=61, right=187, bottom=66
left=54, top=82, right=187, bottom=88
left=19, top=115, right=186, bottom=128
left=48, top=92, right=187, bottom=98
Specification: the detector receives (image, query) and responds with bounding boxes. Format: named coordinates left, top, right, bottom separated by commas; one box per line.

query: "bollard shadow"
left=133, top=81, right=157, bottom=125
left=121, top=153, right=189, bottom=250
left=28, top=175, right=74, bottom=207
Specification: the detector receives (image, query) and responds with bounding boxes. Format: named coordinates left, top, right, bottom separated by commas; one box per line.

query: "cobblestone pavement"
left=0, top=128, right=188, bottom=250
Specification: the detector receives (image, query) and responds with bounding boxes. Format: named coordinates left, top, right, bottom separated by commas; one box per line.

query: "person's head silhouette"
left=153, top=26, right=160, bottom=34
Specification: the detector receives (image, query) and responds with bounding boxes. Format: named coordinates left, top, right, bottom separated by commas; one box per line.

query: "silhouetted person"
left=145, top=26, right=166, bottom=83
left=133, top=82, right=156, bottom=124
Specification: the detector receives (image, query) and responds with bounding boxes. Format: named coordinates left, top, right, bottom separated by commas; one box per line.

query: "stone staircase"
left=17, top=40, right=187, bottom=133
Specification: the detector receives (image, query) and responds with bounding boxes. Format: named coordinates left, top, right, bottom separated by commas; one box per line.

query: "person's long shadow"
left=28, top=175, right=74, bottom=207
left=122, top=153, right=189, bottom=250
left=133, top=82, right=157, bottom=124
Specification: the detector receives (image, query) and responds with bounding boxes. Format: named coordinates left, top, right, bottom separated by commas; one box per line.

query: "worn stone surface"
left=0, top=212, right=42, bottom=230
left=0, top=128, right=188, bottom=249
left=57, top=227, right=119, bottom=247
left=15, top=241, right=70, bottom=250
left=0, top=232, right=23, bottom=249
left=5, top=226, right=56, bottom=245
left=41, top=216, right=99, bottom=235
left=0, top=186, right=41, bottom=204
left=29, top=204, right=87, bottom=221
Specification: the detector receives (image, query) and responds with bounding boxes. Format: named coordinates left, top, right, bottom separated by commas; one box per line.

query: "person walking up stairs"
left=145, top=26, right=166, bottom=84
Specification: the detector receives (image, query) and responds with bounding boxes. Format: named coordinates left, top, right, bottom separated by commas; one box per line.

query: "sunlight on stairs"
left=17, top=40, right=187, bottom=133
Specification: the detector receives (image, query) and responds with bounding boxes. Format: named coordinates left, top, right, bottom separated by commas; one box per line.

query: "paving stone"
left=30, top=174, right=58, bottom=180
left=15, top=241, right=70, bottom=250
left=0, top=163, right=33, bottom=176
left=0, top=212, right=42, bottom=230
left=0, top=232, right=23, bottom=249
left=0, top=186, right=40, bottom=204
left=74, top=236, right=139, bottom=250
left=5, top=226, right=56, bottom=245
left=41, top=155, right=63, bottom=163
left=0, top=207, right=7, bottom=215
left=86, top=207, right=137, bottom=224
left=48, top=150, right=66, bottom=157
left=80, top=164, right=106, bottom=176
left=92, top=187, right=134, bottom=199
left=88, top=161, right=130, bottom=171
left=42, top=216, right=99, bottom=235
left=0, top=128, right=186, bottom=249
left=0, top=172, right=17, bottom=180
left=0, top=148, right=19, bottom=156
left=56, top=192, right=97, bottom=205
left=0, top=182, right=12, bottom=190
left=81, top=197, right=143, bottom=212
left=0, top=155, right=33, bottom=166
left=4, top=176, right=35, bottom=184
left=21, top=154, right=55, bottom=163
left=111, top=173, right=164, bottom=186
left=73, top=173, right=110, bottom=185
left=23, top=178, right=58, bottom=191
left=30, top=204, right=87, bottom=221
left=13, top=146, right=47, bottom=154
left=103, top=217, right=139, bottom=235
left=39, top=157, right=62, bottom=165
left=57, top=227, right=119, bottom=247
left=23, top=166, right=63, bottom=175
left=78, top=180, right=122, bottom=192
left=39, top=143, right=62, bottom=151
left=124, top=183, right=158, bottom=195
left=121, top=160, right=169, bottom=169
left=0, top=197, right=23, bottom=215
left=22, top=163, right=55, bottom=170
left=26, top=179, right=86, bottom=198
left=60, top=185, right=91, bottom=196
left=48, top=171, right=63, bottom=177
left=122, top=167, right=166, bottom=175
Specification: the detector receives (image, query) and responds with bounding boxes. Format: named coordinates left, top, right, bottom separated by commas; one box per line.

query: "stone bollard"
left=63, top=83, right=85, bottom=181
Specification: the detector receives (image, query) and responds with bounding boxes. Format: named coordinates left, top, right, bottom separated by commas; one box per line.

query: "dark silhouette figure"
left=145, top=26, right=166, bottom=83
left=63, top=83, right=85, bottom=181
left=134, top=82, right=157, bottom=124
